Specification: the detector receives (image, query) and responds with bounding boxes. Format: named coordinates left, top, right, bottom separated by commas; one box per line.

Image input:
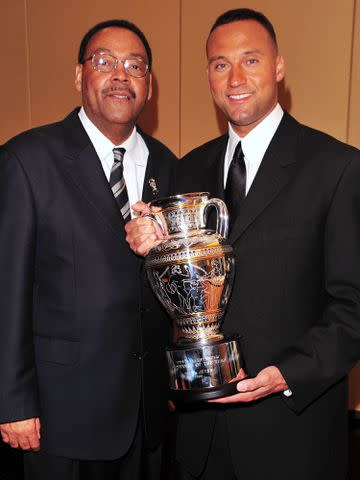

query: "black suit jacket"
left=0, top=109, right=176, bottom=460
left=175, top=112, right=360, bottom=480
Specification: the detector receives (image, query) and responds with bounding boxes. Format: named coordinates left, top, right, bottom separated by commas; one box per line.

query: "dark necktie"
left=225, top=141, right=246, bottom=224
left=110, top=147, right=130, bottom=222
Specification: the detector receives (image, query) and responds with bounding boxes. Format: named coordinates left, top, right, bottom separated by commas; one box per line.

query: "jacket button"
left=130, top=351, right=148, bottom=360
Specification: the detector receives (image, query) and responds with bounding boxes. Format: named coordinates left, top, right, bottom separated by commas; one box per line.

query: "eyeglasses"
left=84, top=52, right=149, bottom=78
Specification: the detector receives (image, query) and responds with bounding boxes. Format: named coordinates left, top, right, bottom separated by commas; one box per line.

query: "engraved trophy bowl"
left=144, top=192, right=245, bottom=401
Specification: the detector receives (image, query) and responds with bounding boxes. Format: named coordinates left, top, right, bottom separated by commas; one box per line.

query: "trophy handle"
left=143, top=212, right=167, bottom=235
left=204, top=198, right=229, bottom=239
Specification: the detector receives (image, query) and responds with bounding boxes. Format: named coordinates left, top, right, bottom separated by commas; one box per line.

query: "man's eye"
left=246, top=58, right=259, bottom=65
left=215, top=63, right=228, bottom=71
left=126, top=60, right=147, bottom=74
left=98, top=56, right=112, bottom=66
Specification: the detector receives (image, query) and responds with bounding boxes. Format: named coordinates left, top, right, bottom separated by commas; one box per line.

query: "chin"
left=107, top=114, right=136, bottom=126
left=230, top=116, right=253, bottom=128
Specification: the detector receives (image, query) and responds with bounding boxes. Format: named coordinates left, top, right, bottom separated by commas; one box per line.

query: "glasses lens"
left=92, top=53, right=116, bottom=72
left=124, top=58, right=148, bottom=77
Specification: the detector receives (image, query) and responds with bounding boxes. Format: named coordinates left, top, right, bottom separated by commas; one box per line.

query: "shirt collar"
left=227, top=103, right=284, bottom=162
left=78, top=107, right=144, bottom=165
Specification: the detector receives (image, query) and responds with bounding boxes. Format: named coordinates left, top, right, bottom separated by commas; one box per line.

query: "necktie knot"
left=225, top=141, right=246, bottom=227
left=110, top=147, right=130, bottom=222
left=232, top=141, right=244, bottom=166
left=113, top=147, right=126, bottom=163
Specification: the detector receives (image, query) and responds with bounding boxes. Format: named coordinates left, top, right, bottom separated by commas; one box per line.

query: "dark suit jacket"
left=175, top=112, right=360, bottom=480
left=0, top=109, right=176, bottom=460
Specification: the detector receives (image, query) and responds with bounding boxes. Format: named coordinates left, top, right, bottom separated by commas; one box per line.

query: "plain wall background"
left=1, top=0, right=359, bottom=409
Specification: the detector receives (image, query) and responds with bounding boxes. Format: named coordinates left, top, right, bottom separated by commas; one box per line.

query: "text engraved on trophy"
left=168, top=341, right=241, bottom=388
left=176, top=354, right=225, bottom=368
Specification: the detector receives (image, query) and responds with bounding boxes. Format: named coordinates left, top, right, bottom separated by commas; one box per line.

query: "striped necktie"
left=225, top=141, right=246, bottom=227
left=110, top=147, right=130, bottom=221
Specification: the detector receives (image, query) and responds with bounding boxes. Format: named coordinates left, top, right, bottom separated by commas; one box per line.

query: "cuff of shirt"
left=283, top=388, right=293, bottom=397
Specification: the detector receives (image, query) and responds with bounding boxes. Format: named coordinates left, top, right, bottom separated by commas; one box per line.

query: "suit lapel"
left=60, top=109, right=125, bottom=237
left=140, top=131, right=173, bottom=203
left=202, top=135, right=228, bottom=201
left=212, top=137, right=227, bottom=200
left=142, top=137, right=163, bottom=202
left=195, top=135, right=228, bottom=231
left=229, top=113, right=302, bottom=244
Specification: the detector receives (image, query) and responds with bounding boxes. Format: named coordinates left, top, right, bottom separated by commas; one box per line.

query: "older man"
left=0, top=19, right=176, bottom=480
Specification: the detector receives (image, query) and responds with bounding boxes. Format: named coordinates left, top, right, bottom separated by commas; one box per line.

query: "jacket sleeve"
left=274, top=152, right=360, bottom=413
left=0, top=146, right=40, bottom=423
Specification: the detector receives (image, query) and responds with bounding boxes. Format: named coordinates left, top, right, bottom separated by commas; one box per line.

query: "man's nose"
left=228, top=64, right=246, bottom=87
left=110, top=61, right=129, bottom=82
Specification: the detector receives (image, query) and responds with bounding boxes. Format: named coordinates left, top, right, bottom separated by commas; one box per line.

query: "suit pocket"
left=34, top=335, right=80, bottom=366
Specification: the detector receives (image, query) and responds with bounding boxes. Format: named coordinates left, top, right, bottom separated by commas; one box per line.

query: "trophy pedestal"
left=166, top=335, right=244, bottom=402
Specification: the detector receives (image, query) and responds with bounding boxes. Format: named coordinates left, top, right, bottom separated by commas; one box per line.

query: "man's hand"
left=125, top=201, right=164, bottom=256
left=0, top=417, right=40, bottom=451
left=209, top=366, right=289, bottom=404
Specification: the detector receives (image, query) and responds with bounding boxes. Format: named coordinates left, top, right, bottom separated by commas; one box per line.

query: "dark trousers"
left=24, top=418, right=162, bottom=480
left=175, top=411, right=237, bottom=480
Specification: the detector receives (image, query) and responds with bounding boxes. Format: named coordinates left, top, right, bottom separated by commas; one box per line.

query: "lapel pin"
left=148, top=178, right=159, bottom=196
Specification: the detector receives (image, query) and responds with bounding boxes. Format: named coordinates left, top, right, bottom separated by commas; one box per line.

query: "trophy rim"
left=149, top=192, right=210, bottom=209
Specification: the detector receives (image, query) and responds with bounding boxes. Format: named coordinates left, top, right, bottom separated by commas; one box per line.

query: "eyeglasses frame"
left=83, top=52, right=149, bottom=78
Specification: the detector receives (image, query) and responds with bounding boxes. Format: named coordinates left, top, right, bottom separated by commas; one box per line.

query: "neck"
left=98, top=122, right=135, bottom=145
left=103, top=125, right=135, bottom=145
left=231, top=102, right=279, bottom=138
left=82, top=108, right=136, bottom=145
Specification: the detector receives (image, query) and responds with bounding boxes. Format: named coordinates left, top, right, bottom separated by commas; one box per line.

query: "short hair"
left=208, top=8, right=278, bottom=50
left=78, top=19, right=152, bottom=71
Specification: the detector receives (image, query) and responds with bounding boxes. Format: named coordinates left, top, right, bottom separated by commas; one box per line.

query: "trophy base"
left=166, top=334, right=244, bottom=402
left=170, top=379, right=240, bottom=402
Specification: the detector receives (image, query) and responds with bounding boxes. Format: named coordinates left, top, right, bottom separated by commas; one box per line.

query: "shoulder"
left=138, top=129, right=178, bottom=162
left=3, top=122, right=59, bottom=147
left=285, top=112, right=360, bottom=161
left=1, top=113, right=75, bottom=159
left=181, top=134, right=227, bottom=163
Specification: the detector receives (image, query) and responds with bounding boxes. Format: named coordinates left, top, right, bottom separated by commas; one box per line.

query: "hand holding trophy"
left=144, top=192, right=245, bottom=401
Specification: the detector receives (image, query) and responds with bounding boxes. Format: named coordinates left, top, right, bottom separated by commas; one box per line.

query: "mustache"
left=102, top=86, right=136, bottom=98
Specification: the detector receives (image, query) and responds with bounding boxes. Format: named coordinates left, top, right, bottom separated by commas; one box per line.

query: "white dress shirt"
left=78, top=107, right=149, bottom=218
left=224, top=103, right=284, bottom=194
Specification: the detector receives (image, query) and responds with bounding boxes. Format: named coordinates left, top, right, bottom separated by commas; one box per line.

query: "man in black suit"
left=127, top=9, right=360, bottom=480
left=0, top=19, right=176, bottom=479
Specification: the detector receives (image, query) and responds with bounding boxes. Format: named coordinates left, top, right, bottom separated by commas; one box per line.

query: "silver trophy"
left=145, top=192, right=244, bottom=401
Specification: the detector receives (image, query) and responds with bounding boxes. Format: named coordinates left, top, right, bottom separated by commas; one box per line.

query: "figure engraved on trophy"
left=145, top=192, right=245, bottom=401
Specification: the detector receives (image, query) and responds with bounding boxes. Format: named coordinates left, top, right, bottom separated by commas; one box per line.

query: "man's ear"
left=275, top=54, right=285, bottom=83
left=75, top=64, right=83, bottom=93
left=147, top=72, right=153, bottom=101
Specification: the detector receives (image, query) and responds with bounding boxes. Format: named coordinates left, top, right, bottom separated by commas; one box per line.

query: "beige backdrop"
left=1, top=0, right=359, bottom=409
